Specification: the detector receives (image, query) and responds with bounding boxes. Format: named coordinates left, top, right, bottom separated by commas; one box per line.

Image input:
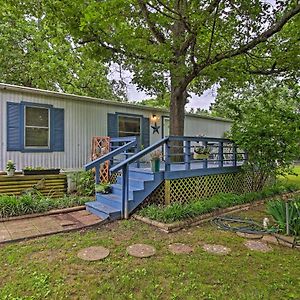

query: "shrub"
left=267, top=197, right=300, bottom=236
left=0, top=194, right=88, bottom=218
left=139, top=182, right=300, bottom=223
left=72, top=171, right=95, bottom=196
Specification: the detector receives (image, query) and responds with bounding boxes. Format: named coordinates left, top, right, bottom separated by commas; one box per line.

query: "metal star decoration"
left=151, top=122, right=160, bottom=134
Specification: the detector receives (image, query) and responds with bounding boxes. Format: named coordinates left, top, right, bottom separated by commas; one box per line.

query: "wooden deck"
left=85, top=136, right=246, bottom=220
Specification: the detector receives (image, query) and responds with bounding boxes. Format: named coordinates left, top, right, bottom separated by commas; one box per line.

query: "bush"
left=72, top=170, right=95, bottom=196
left=0, top=194, right=89, bottom=218
left=139, top=182, right=300, bottom=223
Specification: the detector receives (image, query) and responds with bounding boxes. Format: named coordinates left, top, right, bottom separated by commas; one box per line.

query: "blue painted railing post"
left=218, top=142, right=224, bottom=168
left=95, top=165, right=100, bottom=184
left=165, top=140, right=171, bottom=171
left=135, top=136, right=140, bottom=168
left=233, top=144, right=237, bottom=167
left=203, top=141, right=208, bottom=169
left=122, top=164, right=129, bottom=219
left=184, top=140, right=191, bottom=170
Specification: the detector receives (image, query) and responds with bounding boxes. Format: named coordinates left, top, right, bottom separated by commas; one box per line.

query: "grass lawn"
left=283, top=166, right=300, bottom=186
left=0, top=205, right=299, bottom=300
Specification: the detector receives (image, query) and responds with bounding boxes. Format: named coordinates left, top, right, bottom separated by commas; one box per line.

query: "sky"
left=109, top=66, right=216, bottom=110
left=127, top=84, right=217, bottom=110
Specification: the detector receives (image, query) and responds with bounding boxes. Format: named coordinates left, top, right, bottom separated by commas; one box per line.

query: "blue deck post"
left=165, top=140, right=171, bottom=171
left=218, top=142, right=224, bottom=168
left=122, top=164, right=129, bottom=219
left=95, top=165, right=100, bottom=184
left=203, top=141, right=208, bottom=169
left=184, top=140, right=191, bottom=170
left=233, top=144, right=237, bottom=167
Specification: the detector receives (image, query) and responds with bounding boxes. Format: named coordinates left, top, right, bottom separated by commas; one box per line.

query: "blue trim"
left=164, top=166, right=241, bottom=180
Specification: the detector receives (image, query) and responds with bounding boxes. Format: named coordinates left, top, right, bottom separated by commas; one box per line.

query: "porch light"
left=152, top=114, right=158, bottom=122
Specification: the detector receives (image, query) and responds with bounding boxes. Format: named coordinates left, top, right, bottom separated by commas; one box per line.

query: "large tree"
left=0, top=0, right=122, bottom=100
left=53, top=0, right=300, bottom=137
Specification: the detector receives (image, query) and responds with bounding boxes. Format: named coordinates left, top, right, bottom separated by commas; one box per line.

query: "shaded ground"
left=0, top=204, right=299, bottom=300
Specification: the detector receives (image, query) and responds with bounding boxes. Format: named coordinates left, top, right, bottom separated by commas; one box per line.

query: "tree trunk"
left=169, top=78, right=187, bottom=161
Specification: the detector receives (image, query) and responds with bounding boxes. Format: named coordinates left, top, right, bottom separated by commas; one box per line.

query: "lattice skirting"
left=144, top=172, right=255, bottom=206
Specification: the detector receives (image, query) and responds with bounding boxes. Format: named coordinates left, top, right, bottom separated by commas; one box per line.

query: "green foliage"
left=54, top=1, right=300, bottom=136
left=0, top=1, right=121, bottom=100
left=0, top=194, right=88, bottom=218
left=95, top=182, right=112, bottom=194
left=72, top=171, right=95, bottom=196
left=220, top=82, right=300, bottom=191
left=267, top=198, right=300, bottom=236
left=139, top=182, right=299, bottom=223
left=5, top=160, right=15, bottom=171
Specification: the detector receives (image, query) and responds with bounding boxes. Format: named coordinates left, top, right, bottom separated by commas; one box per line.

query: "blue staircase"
left=85, top=168, right=163, bottom=220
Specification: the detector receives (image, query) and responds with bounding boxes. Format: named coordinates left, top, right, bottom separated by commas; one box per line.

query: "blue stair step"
left=116, top=176, right=146, bottom=189
left=128, top=169, right=154, bottom=180
left=85, top=201, right=121, bottom=220
left=96, top=193, right=123, bottom=209
left=111, top=183, right=144, bottom=199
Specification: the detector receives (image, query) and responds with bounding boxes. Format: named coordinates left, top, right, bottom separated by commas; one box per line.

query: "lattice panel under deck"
left=144, top=172, right=254, bottom=206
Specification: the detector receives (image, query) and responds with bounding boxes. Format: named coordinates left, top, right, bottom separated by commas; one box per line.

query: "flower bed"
left=0, top=194, right=89, bottom=219
left=138, top=183, right=299, bottom=223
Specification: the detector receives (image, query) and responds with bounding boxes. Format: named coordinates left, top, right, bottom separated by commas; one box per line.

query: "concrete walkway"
left=0, top=210, right=102, bottom=244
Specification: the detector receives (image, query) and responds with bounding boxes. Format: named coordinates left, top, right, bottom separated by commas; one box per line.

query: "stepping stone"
left=77, top=246, right=109, bottom=261
left=237, top=232, right=263, bottom=239
left=244, top=240, right=272, bottom=252
left=127, top=244, right=156, bottom=258
left=202, top=244, right=231, bottom=255
left=168, top=243, right=194, bottom=254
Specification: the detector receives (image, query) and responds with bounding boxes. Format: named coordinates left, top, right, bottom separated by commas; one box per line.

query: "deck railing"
left=85, top=135, right=246, bottom=218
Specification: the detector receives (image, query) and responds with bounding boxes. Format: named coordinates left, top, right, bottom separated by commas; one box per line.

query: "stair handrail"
left=84, top=138, right=137, bottom=184
left=110, top=137, right=169, bottom=173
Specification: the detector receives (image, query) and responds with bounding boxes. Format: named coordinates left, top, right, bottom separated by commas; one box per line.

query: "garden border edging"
left=0, top=205, right=85, bottom=222
left=133, top=191, right=300, bottom=233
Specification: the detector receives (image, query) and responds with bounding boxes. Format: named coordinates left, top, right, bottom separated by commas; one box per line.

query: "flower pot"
left=6, top=169, right=15, bottom=176
left=151, top=159, right=160, bottom=172
left=193, top=153, right=209, bottom=160
left=99, top=186, right=112, bottom=194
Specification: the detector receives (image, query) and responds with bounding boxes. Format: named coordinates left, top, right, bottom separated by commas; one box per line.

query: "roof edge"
left=0, top=83, right=232, bottom=123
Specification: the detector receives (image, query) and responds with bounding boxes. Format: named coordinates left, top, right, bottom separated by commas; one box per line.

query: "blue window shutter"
left=51, top=108, right=64, bottom=151
left=7, top=102, right=22, bottom=151
left=107, top=113, right=118, bottom=137
left=142, top=117, right=150, bottom=147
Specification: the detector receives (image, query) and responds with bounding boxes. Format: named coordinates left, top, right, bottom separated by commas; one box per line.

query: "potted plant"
left=95, top=182, right=112, bottom=194
left=193, top=146, right=210, bottom=160
left=23, top=166, right=60, bottom=175
left=150, top=150, right=161, bottom=172
left=6, top=160, right=16, bottom=176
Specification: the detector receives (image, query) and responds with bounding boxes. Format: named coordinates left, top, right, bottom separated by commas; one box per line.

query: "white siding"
left=0, top=84, right=232, bottom=171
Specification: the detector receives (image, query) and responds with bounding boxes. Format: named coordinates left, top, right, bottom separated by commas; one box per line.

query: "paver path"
left=0, top=210, right=102, bottom=243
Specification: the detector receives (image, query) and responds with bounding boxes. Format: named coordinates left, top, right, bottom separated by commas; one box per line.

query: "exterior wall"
left=0, top=84, right=232, bottom=171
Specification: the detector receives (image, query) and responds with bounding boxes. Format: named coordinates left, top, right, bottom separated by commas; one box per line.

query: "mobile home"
left=0, top=83, right=232, bottom=171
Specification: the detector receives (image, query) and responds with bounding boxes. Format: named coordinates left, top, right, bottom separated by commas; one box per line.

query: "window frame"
left=117, top=114, right=142, bottom=138
left=24, top=105, right=51, bottom=149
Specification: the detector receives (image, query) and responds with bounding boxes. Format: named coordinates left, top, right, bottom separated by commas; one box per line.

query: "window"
left=25, top=106, right=50, bottom=148
left=7, top=102, right=64, bottom=152
left=118, top=115, right=141, bottom=137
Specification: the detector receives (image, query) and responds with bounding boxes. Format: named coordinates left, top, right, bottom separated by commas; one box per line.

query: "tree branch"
left=180, top=3, right=300, bottom=92
left=137, top=0, right=166, bottom=43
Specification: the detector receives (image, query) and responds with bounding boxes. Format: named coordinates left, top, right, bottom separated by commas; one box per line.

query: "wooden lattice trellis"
left=91, top=136, right=110, bottom=183
left=144, top=172, right=254, bottom=206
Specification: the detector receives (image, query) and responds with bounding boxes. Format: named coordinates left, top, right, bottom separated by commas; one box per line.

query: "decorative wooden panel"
left=0, top=174, right=67, bottom=198
left=91, top=136, right=110, bottom=183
